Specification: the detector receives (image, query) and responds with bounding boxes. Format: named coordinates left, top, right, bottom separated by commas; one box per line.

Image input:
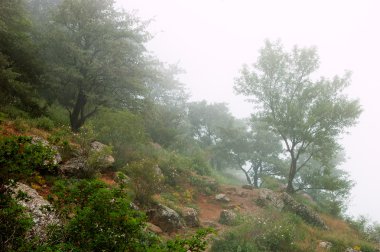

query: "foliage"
left=48, top=179, right=152, bottom=251
left=0, top=0, right=45, bottom=116
left=163, top=228, right=213, bottom=252
left=234, top=40, right=361, bottom=193
left=32, top=116, right=55, bottom=131
left=47, top=179, right=211, bottom=252
left=41, top=0, right=150, bottom=131
left=0, top=193, right=33, bottom=251
left=211, top=213, right=297, bottom=252
left=89, top=108, right=148, bottom=166
left=123, top=159, right=165, bottom=205
left=0, top=136, right=56, bottom=186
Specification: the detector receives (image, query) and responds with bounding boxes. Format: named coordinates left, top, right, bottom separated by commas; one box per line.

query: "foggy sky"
left=117, top=0, right=380, bottom=223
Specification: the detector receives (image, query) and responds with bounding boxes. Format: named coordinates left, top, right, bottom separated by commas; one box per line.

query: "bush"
left=211, top=213, right=297, bottom=252
left=123, top=159, right=164, bottom=205
left=0, top=195, right=33, bottom=251
left=32, top=116, right=55, bottom=131
left=0, top=136, right=57, bottom=185
left=48, top=179, right=211, bottom=252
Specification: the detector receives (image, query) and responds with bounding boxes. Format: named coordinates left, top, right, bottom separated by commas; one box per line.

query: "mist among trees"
left=1, top=0, right=374, bottom=251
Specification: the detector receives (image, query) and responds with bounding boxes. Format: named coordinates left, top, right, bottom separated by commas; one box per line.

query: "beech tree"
left=234, top=40, right=361, bottom=193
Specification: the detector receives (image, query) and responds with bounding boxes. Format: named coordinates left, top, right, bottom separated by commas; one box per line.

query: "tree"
left=43, top=0, right=150, bottom=131
left=187, top=101, right=235, bottom=169
left=0, top=0, right=45, bottom=116
left=220, top=118, right=284, bottom=187
left=234, top=40, right=361, bottom=193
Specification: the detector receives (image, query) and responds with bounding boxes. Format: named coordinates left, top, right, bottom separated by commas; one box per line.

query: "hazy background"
left=116, top=0, right=380, bottom=222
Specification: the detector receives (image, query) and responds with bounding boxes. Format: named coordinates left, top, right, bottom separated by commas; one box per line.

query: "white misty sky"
left=116, top=0, right=380, bottom=222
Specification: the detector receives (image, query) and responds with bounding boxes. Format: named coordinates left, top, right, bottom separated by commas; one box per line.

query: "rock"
left=90, top=141, right=115, bottom=168
left=256, top=188, right=327, bottom=229
left=215, top=193, right=230, bottom=203
left=242, top=184, right=255, bottom=190
left=318, top=241, right=332, bottom=250
left=181, top=207, right=200, bottom=227
left=219, top=210, right=237, bottom=226
left=59, top=156, right=87, bottom=177
left=147, top=204, right=184, bottom=233
left=146, top=222, right=163, bottom=234
left=345, top=248, right=362, bottom=252
left=258, top=188, right=285, bottom=210
left=12, top=183, right=59, bottom=241
left=32, top=136, right=62, bottom=165
left=281, top=192, right=327, bottom=229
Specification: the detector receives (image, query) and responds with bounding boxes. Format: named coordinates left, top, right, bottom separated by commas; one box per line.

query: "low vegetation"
left=0, top=0, right=378, bottom=251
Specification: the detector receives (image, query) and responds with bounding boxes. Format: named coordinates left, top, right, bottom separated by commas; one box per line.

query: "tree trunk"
left=286, top=157, right=297, bottom=193
left=253, top=166, right=259, bottom=188
left=70, top=89, right=87, bottom=132
left=241, top=166, right=252, bottom=185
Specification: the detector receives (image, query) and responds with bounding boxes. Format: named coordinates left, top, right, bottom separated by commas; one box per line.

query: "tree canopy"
left=42, top=0, right=150, bottom=131
left=234, top=40, right=361, bottom=193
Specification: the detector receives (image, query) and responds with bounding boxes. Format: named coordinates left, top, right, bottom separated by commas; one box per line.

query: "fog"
left=117, top=0, right=380, bottom=222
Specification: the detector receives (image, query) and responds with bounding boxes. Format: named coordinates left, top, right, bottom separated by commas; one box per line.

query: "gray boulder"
left=147, top=204, right=184, bottom=233
left=258, top=188, right=285, bottom=210
left=215, top=193, right=231, bottom=203
left=219, top=210, right=237, bottom=226
left=12, top=183, right=59, bottom=241
left=89, top=141, right=115, bottom=168
left=181, top=207, right=200, bottom=227
left=281, top=192, right=328, bottom=229
left=59, top=156, right=87, bottom=177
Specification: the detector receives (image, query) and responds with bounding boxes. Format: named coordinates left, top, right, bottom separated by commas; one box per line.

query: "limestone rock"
left=318, top=241, right=332, bottom=250
left=12, top=183, right=59, bottom=241
left=181, top=207, right=200, bottom=227
left=59, top=156, right=87, bottom=177
left=146, top=222, right=163, bottom=234
left=258, top=188, right=284, bottom=210
left=281, top=192, right=327, bottom=229
left=215, top=193, right=230, bottom=203
left=219, top=209, right=237, bottom=226
left=147, top=204, right=184, bottom=233
left=90, top=141, right=115, bottom=168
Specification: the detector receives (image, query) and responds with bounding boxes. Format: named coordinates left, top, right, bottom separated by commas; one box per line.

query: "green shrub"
left=0, top=136, right=57, bottom=185
left=48, top=179, right=211, bottom=252
left=123, top=159, right=164, bottom=205
left=0, top=193, right=33, bottom=251
left=32, top=116, right=55, bottom=131
left=211, top=213, right=297, bottom=252
left=0, top=105, right=30, bottom=120
left=13, top=118, right=31, bottom=132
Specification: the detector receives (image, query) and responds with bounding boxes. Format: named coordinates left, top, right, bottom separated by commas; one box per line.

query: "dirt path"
left=196, top=185, right=262, bottom=227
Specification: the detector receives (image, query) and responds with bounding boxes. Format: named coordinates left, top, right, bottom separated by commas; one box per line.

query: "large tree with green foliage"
left=235, top=40, right=361, bottom=193
left=43, top=0, right=150, bottom=131
left=0, top=0, right=45, bottom=116
left=220, top=118, right=284, bottom=187
left=187, top=101, right=235, bottom=169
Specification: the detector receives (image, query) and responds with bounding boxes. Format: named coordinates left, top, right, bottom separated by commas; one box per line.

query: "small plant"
left=32, top=116, right=55, bottom=131
left=211, top=213, right=297, bottom=252
left=0, top=136, right=57, bottom=186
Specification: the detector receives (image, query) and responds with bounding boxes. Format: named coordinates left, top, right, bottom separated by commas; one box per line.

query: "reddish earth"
left=196, top=185, right=262, bottom=227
